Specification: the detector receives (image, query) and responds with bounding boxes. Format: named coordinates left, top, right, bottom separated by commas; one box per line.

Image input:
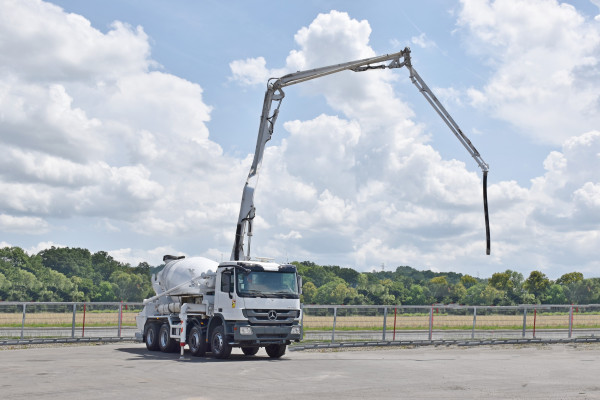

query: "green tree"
left=70, top=276, right=95, bottom=301
left=428, top=276, right=450, bottom=303
left=564, top=280, right=590, bottom=304
left=92, top=251, right=124, bottom=281
left=386, top=279, right=408, bottom=304
left=586, top=279, right=600, bottom=303
left=489, top=270, right=525, bottom=305
left=4, top=269, right=43, bottom=301
left=294, top=261, right=337, bottom=287
left=489, top=272, right=512, bottom=291
left=0, top=271, right=11, bottom=300
left=39, top=247, right=97, bottom=282
left=462, top=283, right=487, bottom=305
left=301, top=281, right=317, bottom=304
left=479, top=286, right=506, bottom=306
left=404, top=284, right=432, bottom=305
left=314, top=279, right=353, bottom=304
left=110, top=271, right=146, bottom=301
left=449, top=283, right=467, bottom=304
left=545, top=284, right=567, bottom=304
left=524, top=271, right=551, bottom=300
left=460, top=274, right=478, bottom=289
left=93, top=281, right=119, bottom=302
left=556, top=272, right=584, bottom=286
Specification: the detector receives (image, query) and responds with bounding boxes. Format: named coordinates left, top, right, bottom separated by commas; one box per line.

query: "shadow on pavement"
left=115, top=346, right=290, bottom=363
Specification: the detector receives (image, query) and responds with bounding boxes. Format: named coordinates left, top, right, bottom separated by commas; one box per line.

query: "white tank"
left=153, top=256, right=218, bottom=296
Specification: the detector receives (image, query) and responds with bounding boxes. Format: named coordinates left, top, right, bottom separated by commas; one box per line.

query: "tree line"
left=293, top=261, right=600, bottom=306
left=1, top=246, right=599, bottom=305
left=0, top=246, right=155, bottom=302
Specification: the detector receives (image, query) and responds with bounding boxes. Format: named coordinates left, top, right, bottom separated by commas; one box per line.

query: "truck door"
left=215, top=268, right=240, bottom=320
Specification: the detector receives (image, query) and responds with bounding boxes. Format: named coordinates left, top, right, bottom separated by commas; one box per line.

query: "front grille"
left=243, top=309, right=299, bottom=324
left=256, top=333, right=288, bottom=339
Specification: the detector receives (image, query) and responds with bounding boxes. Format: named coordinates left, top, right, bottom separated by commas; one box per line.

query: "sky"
left=1, top=0, right=600, bottom=279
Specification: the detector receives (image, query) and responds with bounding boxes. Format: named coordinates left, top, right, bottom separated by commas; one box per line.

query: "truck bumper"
left=232, top=321, right=301, bottom=345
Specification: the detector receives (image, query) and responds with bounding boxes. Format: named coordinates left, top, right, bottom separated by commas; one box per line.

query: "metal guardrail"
left=0, top=301, right=143, bottom=345
left=300, top=304, right=600, bottom=344
left=2, top=302, right=600, bottom=348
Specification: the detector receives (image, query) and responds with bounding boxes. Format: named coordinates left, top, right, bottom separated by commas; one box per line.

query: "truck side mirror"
left=297, top=276, right=303, bottom=295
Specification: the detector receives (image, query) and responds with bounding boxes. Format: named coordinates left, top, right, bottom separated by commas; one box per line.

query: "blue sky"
left=1, top=0, right=600, bottom=279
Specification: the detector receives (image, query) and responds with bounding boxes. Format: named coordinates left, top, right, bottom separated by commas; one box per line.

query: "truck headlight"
left=239, top=326, right=253, bottom=335
left=291, top=326, right=301, bottom=335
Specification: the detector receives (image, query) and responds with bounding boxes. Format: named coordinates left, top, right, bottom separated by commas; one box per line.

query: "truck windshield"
left=237, top=271, right=299, bottom=299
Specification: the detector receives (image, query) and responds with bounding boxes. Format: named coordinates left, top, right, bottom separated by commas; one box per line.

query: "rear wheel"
left=265, top=344, right=286, bottom=358
left=145, top=323, right=159, bottom=351
left=241, top=346, right=259, bottom=356
left=188, top=325, right=206, bottom=357
left=158, top=323, right=178, bottom=353
left=210, top=325, right=232, bottom=359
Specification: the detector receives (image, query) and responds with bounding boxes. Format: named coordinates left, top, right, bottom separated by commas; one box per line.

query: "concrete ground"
left=1, top=342, right=599, bottom=399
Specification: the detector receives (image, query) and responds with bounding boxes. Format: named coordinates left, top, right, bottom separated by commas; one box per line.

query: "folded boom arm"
left=232, top=47, right=491, bottom=261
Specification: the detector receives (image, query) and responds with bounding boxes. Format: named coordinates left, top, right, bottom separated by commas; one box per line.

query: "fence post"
left=428, top=306, right=433, bottom=341
left=393, top=308, right=397, bottom=341
left=71, top=303, right=77, bottom=338
left=20, top=303, right=27, bottom=340
left=471, top=307, right=477, bottom=339
left=82, top=303, right=86, bottom=338
left=382, top=307, right=387, bottom=341
left=331, top=307, right=337, bottom=343
left=568, top=306, right=573, bottom=339
left=533, top=308, right=537, bottom=339
left=300, top=304, right=304, bottom=340
left=118, top=302, right=123, bottom=338
left=522, top=308, right=527, bottom=338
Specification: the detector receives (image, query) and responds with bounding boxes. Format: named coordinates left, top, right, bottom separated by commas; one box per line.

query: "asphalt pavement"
left=2, top=342, right=600, bottom=399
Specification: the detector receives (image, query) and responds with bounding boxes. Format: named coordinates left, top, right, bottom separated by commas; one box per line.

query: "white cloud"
left=0, top=0, right=152, bottom=82
left=591, top=0, right=600, bottom=20
left=226, top=7, right=600, bottom=277
left=229, top=57, right=272, bottom=86
left=411, top=33, right=436, bottom=48
left=0, top=214, right=49, bottom=234
left=2, top=1, right=599, bottom=279
left=26, top=241, right=66, bottom=255
left=458, top=0, right=600, bottom=145
left=229, top=10, right=491, bottom=271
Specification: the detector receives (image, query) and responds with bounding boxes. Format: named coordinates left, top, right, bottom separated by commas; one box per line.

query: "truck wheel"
left=210, top=325, right=232, bottom=359
left=188, top=325, right=206, bottom=357
left=265, top=344, right=286, bottom=358
left=158, top=323, right=178, bottom=353
left=145, top=323, right=159, bottom=351
left=241, top=346, right=259, bottom=356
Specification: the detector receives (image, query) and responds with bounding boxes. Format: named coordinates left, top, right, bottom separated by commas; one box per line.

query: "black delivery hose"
left=483, top=171, right=490, bottom=255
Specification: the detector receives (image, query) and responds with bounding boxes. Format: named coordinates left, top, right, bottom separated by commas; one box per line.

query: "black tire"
left=265, top=344, right=286, bottom=358
left=241, top=346, right=259, bottom=356
left=145, top=323, right=159, bottom=351
left=158, top=323, right=179, bottom=353
left=210, top=325, right=232, bottom=359
left=188, top=325, right=206, bottom=357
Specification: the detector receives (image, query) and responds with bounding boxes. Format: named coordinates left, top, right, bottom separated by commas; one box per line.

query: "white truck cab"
left=136, top=256, right=302, bottom=359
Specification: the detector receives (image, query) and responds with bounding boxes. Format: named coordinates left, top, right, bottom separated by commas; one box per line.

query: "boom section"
left=232, top=47, right=490, bottom=261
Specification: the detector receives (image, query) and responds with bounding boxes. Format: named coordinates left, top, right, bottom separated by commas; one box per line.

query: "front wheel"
left=210, top=325, right=232, bottom=359
left=265, top=344, right=286, bottom=358
left=188, top=325, right=206, bottom=357
left=241, top=346, right=259, bottom=356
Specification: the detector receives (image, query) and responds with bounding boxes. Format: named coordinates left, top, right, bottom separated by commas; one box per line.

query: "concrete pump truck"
left=135, top=47, right=490, bottom=359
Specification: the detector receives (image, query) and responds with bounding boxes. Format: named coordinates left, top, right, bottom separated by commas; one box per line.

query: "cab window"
left=220, top=270, right=233, bottom=292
